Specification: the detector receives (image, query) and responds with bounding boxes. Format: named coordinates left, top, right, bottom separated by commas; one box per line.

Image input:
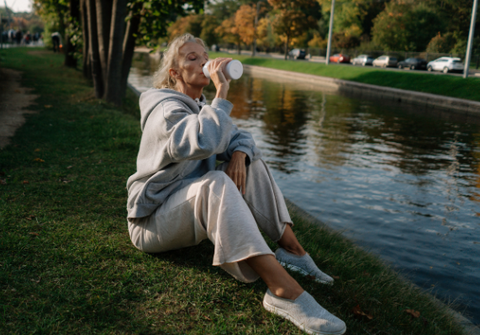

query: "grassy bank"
left=210, top=52, right=480, bottom=103
left=0, top=47, right=469, bottom=334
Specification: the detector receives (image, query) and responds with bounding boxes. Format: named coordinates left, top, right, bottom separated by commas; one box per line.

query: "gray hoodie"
left=126, top=88, right=261, bottom=219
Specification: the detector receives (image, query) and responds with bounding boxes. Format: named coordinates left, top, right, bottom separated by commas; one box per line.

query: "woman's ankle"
left=271, top=285, right=304, bottom=300
left=281, top=246, right=306, bottom=257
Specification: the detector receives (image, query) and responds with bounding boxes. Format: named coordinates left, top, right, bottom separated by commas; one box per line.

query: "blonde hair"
left=153, top=33, right=207, bottom=89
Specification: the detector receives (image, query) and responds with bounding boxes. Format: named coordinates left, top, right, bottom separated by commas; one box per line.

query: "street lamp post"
left=464, top=0, right=478, bottom=78
left=252, top=0, right=263, bottom=57
left=325, top=0, right=336, bottom=65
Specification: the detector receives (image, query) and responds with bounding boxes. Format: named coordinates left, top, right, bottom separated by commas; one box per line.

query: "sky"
left=3, top=0, right=32, bottom=13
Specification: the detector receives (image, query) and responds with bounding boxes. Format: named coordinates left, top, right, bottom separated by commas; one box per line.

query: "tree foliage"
left=235, top=4, right=256, bottom=46
left=167, top=14, right=204, bottom=42
left=268, top=0, right=320, bottom=59
left=215, top=16, right=242, bottom=53
left=33, top=0, right=203, bottom=106
left=371, top=2, right=444, bottom=51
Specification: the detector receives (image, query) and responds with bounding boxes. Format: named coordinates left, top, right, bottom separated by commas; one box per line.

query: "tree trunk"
left=120, top=9, right=142, bottom=97
left=284, top=35, right=289, bottom=60
left=86, top=0, right=104, bottom=98
left=80, top=0, right=91, bottom=79
left=104, top=0, right=127, bottom=106
left=64, top=0, right=80, bottom=68
left=95, top=0, right=113, bottom=91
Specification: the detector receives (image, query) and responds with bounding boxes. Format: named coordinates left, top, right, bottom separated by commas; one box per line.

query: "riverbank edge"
left=284, top=198, right=480, bottom=335
left=243, top=64, right=480, bottom=117
left=127, top=83, right=480, bottom=334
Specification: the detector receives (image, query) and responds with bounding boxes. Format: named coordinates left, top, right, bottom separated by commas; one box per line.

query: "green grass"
left=0, top=47, right=470, bottom=334
left=210, top=52, right=480, bottom=102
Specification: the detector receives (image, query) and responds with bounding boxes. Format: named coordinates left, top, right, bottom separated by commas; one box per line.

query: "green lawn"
left=210, top=52, right=480, bottom=102
left=0, top=47, right=470, bottom=334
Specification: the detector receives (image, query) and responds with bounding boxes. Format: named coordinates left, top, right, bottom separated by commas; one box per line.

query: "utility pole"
left=325, top=0, right=335, bottom=65
left=464, top=0, right=478, bottom=78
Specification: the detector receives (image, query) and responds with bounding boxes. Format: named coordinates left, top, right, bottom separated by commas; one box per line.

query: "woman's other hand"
left=207, top=58, right=232, bottom=100
left=225, top=151, right=247, bottom=194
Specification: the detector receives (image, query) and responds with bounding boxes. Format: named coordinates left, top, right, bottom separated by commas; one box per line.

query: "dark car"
left=289, top=48, right=306, bottom=60
left=397, top=58, right=428, bottom=70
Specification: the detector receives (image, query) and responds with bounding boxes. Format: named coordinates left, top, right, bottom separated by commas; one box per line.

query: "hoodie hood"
left=139, top=88, right=206, bottom=131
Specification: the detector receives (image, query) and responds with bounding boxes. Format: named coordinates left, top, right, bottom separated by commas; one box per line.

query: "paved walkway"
left=0, top=68, right=39, bottom=149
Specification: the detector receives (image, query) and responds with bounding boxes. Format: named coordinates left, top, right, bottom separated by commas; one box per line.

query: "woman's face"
left=174, top=42, right=210, bottom=89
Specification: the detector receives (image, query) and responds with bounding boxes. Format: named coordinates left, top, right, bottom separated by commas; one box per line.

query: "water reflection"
left=129, top=53, right=480, bottom=325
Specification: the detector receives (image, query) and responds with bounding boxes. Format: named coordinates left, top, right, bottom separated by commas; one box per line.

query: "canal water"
left=129, top=53, right=480, bottom=325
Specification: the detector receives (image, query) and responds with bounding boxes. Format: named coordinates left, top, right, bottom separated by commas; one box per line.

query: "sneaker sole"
left=278, top=261, right=334, bottom=285
left=263, top=298, right=347, bottom=335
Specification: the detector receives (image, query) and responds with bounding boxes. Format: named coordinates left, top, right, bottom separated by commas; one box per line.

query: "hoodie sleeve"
left=163, top=98, right=235, bottom=162
left=216, top=125, right=262, bottom=165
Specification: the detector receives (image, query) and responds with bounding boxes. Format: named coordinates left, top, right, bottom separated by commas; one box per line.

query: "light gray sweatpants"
left=127, top=159, right=292, bottom=283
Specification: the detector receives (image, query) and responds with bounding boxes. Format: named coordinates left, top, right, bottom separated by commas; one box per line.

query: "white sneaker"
left=276, top=248, right=334, bottom=285
left=263, top=289, right=346, bottom=335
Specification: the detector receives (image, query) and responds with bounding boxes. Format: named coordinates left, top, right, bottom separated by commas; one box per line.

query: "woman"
left=126, top=33, right=346, bottom=335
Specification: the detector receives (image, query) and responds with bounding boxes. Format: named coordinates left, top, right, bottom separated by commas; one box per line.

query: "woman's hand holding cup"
left=206, top=58, right=232, bottom=100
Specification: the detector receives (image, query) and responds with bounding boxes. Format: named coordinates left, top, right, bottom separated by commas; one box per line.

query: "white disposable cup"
left=203, top=59, right=243, bottom=80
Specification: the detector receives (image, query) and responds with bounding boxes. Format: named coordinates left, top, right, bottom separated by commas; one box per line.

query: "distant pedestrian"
left=24, top=32, right=31, bottom=45
left=51, top=32, right=61, bottom=52
left=15, top=30, right=22, bottom=45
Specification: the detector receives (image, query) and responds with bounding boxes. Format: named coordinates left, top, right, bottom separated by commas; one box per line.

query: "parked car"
left=351, top=54, right=374, bottom=66
left=372, top=55, right=398, bottom=68
left=427, top=57, right=464, bottom=73
left=329, top=53, right=350, bottom=63
left=289, top=48, right=306, bottom=60
left=397, top=58, right=428, bottom=70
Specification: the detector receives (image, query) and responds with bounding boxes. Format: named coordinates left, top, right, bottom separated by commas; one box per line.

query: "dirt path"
left=0, top=68, right=39, bottom=149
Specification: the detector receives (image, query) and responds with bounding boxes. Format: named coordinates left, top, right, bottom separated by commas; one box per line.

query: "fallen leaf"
left=67, top=165, right=73, bottom=169
left=331, top=275, right=340, bottom=280
left=203, top=315, right=212, bottom=321
left=405, top=309, right=420, bottom=318
left=352, top=304, right=373, bottom=320
left=23, top=180, right=29, bottom=184
left=34, top=148, right=41, bottom=152
left=33, top=158, right=45, bottom=163
left=29, top=232, right=39, bottom=236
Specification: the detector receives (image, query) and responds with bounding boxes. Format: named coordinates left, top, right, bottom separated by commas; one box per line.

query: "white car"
left=372, top=55, right=398, bottom=68
left=427, top=57, right=464, bottom=74
left=351, top=54, right=374, bottom=66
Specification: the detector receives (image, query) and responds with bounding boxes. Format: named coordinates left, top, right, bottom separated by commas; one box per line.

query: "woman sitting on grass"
left=126, top=33, right=346, bottom=335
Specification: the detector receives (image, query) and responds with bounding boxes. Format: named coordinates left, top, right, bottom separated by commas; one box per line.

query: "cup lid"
left=227, top=60, right=243, bottom=80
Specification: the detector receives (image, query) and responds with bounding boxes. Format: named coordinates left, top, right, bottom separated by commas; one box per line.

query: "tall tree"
left=235, top=4, right=257, bottom=49
left=371, top=2, right=444, bottom=51
left=36, top=0, right=203, bottom=106
left=215, top=16, right=243, bottom=54
left=268, top=0, right=320, bottom=59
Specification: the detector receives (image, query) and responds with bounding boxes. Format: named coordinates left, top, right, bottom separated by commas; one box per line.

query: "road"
left=220, top=48, right=480, bottom=78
